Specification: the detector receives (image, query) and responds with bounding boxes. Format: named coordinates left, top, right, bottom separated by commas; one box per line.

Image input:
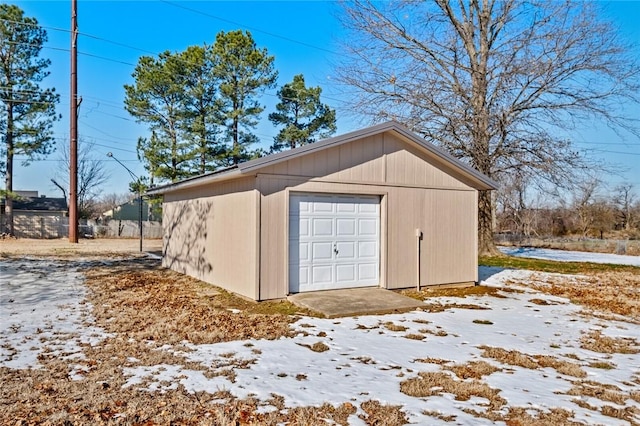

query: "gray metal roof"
left=6, top=196, right=68, bottom=212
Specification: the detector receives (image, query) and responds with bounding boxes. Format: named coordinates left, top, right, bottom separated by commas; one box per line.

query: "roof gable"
left=148, top=121, right=497, bottom=195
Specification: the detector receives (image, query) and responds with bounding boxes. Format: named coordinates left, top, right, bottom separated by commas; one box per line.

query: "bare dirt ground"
left=0, top=237, right=163, bottom=257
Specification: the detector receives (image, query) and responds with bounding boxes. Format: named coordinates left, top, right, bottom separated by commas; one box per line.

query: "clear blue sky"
left=9, top=1, right=640, bottom=199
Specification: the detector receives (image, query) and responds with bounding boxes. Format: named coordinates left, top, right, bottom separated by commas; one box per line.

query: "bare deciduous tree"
left=337, top=0, right=640, bottom=254
left=613, top=184, right=636, bottom=231
left=51, top=140, right=108, bottom=218
left=573, top=179, right=600, bottom=238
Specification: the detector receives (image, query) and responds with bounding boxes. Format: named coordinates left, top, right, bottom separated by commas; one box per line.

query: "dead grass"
left=414, top=357, right=451, bottom=365
left=284, top=402, right=357, bottom=425
left=480, top=346, right=538, bottom=369
left=0, top=237, right=163, bottom=258
left=423, top=410, right=457, bottom=422
left=492, top=407, right=584, bottom=426
left=359, top=400, right=409, bottom=425
left=479, top=346, right=586, bottom=378
left=588, top=361, right=616, bottom=370
left=297, top=342, right=330, bottom=353
left=403, top=333, right=425, bottom=340
left=419, top=327, right=448, bottom=337
left=1, top=340, right=261, bottom=425
left=0, top=343, right=372, bottom=426
left=3, top=249, right=639, bottom=425
left=83, top=259, right=312, bottom=345
left=0, top=256, right=334, bottom=424
left=401, top=285, right=507, bottom=300
left=485, top=406, right=582, bottom=425
left=580, top=330, right=639, bottom=354
left=526, top=271, right=640, bottom=319
left=384, top=322, right=408, bottom=332
left=416, top=302, right=491, bottom=312
left=400, top=371, right=506, bottom=410
left=564, top=381, right=640, bottom=423
left=565, top=380, right=627, bottom=405
left=445, top=360, right=501, bottom=379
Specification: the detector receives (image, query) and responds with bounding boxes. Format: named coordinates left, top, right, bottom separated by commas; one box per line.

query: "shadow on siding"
left=163, top=200, right=213, bottom=278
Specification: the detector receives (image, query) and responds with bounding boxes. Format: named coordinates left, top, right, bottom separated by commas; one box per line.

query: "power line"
left=80, top=122, right=133, bottom=141
left=574, top=140, right=640, bottom=147
left=159, top=0, right=341, bottom=57
left=14, top=157, right=139, bottom=162
left=590, top=149, right=640, bottom=156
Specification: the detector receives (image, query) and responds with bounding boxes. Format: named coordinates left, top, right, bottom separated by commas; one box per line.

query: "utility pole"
left=69, top=0, right=78, bottom=243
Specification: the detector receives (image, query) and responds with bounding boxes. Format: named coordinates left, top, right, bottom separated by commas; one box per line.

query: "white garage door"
left=289, top=193, right=380, bottom=293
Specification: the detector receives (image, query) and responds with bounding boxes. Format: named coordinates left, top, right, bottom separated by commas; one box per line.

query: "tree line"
left=497, top=181, right=640, bottom=240
left=125, top=30, right=336, bottom=187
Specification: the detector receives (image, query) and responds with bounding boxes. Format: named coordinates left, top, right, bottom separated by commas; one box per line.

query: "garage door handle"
left=333, top=243, right=339, bottom=256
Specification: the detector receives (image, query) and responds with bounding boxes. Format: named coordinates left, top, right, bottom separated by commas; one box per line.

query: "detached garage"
left=148, top=121, right=496, bottom=301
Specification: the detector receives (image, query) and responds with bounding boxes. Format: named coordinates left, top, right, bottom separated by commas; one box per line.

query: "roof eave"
left=146, top=167, right=242, bottom=196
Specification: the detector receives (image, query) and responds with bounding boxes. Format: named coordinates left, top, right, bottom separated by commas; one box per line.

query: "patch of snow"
left=499, top=246, right=640, bottom=266
left=122, top=269, right=640, bottom=424
left=0, top=259, right=109, bottom=372
left=3, top=259, right=639, bottom=424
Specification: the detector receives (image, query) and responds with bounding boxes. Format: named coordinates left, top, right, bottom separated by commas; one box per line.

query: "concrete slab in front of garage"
left=287, top=287, right=425, bottom=318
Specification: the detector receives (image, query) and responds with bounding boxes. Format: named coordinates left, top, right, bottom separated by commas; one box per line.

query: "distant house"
left=100, top=198, right=157, bottom=222
left=0, top=191, right=68, bottom=238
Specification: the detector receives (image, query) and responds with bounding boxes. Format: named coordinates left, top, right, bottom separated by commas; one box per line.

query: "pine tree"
left=269, top=74, right=336, bottom=152
left=0, top=4, right=60, bottom=235
left=212, top=30, right=277, bottom=165
left=179, top=45, right=224, bottom=174
left=125, top=52, right=195, bottom=182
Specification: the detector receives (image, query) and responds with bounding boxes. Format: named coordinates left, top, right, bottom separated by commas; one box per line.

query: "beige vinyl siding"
left=259, top=133, right=471, bottom=190
left=257, top=179, right=477, bottom=299
left=162, top=177, right=259, bottom=300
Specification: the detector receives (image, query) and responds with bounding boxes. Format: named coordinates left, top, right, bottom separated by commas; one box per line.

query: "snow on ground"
left=499, top=246, right=640, bottom=266
left=121, top=268, right=640, bottom=425
left=2, top=258, right=639, bottom=424
left=0, top=259, right=109, bottom=371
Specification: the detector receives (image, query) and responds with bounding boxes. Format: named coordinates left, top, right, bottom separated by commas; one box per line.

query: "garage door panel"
left=336, top=241, right=355, bottom=259
left=312, top=199, right=333, bottom=213
left=289, top=218, right=307, bottom=239
left=289, top=264, right=309, bottom=293
left=299, top=266, right=309, bottom=284
left=290, top=242, right=310, bottom=262
left=358, top=201, right=378, bottom=213
left=289, top=193, right=380, bottom=293
left=299, top=200, right=311, bottom=213
left=358, top=218, right=379, bottom=236
left=336, top=264, right=356, bottom=283
left=358, top=241, right=378, bottom=258
left=312, top=242, right=333, bottom=260
left=312, top=265, right=333, bottom=284
left=312, top=218, right=333, bottom=236
left=336, top=218, right=356, bottom=236
left=358, top=263, right=378, bottom=281
left=336, top=201, right=356, bottom=213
